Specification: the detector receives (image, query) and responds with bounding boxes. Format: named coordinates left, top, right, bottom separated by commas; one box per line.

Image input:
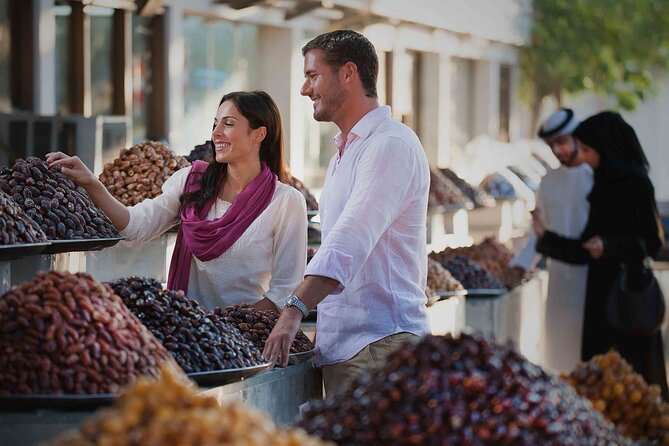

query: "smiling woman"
left=46, top=90, right=307, bottom=313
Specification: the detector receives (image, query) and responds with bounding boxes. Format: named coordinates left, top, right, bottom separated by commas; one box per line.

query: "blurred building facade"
left=0, top=0, right=533, bottom=189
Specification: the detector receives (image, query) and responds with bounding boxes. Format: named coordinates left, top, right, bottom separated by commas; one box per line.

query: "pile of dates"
left=429, top=168, right=472, bottom=208
left=99, top=141, right=190, bottom=206
left=48, top=365, right=332, bottom=446
left=480, top=172, right=517, bottom=200
left=0, top=157, right=119, bottom=240
left=185, top=140, right=214, bottom=164
left=432, top=237, right=515, bottom=287
left=0, top=190, right=47, bottom=245
left=109, top=277, right=265, bottom=373
left=0, top=271, right=173, bottom=394
left=427, top=258, right=464, bottom=293
left=440, top=168, right=496, bottom=208
left=288, top=175, right=319, bottom=211
left=298, top=333, right=632, bottom=445
left=215, top=303, right=314, bottom=353
left=437, top=255, right=505, bottom=290
left=563, top=350, right=669, bottom=444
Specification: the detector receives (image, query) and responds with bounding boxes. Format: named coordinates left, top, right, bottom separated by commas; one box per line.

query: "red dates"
left=0, top=271, right=174, bottom=395
left=298, top=333, right=633, bottom=445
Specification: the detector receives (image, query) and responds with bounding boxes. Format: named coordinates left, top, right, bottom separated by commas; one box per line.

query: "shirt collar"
left=333, top=105, right=391, bottom=155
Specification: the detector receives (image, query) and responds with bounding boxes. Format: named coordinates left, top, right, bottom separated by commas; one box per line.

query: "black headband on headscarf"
left=572, top=111, right=649, bottom=173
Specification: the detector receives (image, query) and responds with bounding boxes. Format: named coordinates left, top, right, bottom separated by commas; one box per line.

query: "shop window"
left=183, top=17, right=259, bottom=149
left=0, top=0, right=9, bottom=112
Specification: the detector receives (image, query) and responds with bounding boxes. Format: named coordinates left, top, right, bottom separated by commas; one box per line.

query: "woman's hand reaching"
left=46, top=152, right=98, bottom=188
left=46, top=151, right=130, bottom=231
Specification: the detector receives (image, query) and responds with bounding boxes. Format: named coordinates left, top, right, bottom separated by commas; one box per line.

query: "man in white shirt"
left=263, top=30, right=430, bottom=394
left=510, top=108, right=593, bottom=373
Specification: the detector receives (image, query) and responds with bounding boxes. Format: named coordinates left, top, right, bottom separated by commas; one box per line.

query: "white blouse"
left=119, top=166, right=308, bottom=310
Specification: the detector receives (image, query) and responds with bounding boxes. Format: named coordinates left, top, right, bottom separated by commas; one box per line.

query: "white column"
left=256, top=26, right=304, bottom=175
left=509, top=65, right=524, bottom=141
left=419, top=52, right=440, bottom=166
left=33, top=0, right=56, bottom=115
left=165, top=5, right=185, bottom=150
left=436, top=54, right=452, bottom=167
left=473, top=59, right=501, bottom=138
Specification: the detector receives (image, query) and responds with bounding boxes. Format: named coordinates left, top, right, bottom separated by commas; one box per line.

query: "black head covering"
left=572, top=111, right=649, bottom=174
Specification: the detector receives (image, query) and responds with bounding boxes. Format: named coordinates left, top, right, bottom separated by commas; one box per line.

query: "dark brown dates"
left=0, top=190, right=47, bottom=245
left=436, top=256, right=505, bottom=290
left=109, top=277, right=265, bottom=373
left=216, top=303, right=314, bottom=354
left=0, top=157, right=120, bottom=240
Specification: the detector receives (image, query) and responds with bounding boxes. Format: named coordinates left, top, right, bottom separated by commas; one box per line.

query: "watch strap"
left=286, top=294, right=309, bottom=319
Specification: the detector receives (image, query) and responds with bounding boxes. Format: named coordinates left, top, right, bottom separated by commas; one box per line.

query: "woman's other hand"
left=46, top=152, right=97, bottom=188
left=582, top=236, right=604, bottom=259
left=531, top=209, right=546, bottom=238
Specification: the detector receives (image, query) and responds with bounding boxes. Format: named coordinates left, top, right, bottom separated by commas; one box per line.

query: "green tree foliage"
left=521, top=0, right=669, bottom=124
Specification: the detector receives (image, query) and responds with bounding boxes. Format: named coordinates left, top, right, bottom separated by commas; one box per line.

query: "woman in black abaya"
left=533, top=111, right=668, bottom=399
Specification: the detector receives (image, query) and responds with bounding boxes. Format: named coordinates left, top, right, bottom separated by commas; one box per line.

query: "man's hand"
left=583, top=236, right=604, bottom=259
left=263, top=306, right=303, bottom=368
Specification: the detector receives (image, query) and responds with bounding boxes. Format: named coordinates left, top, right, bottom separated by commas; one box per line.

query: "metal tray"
left=0, top=393, right=115, bottom=411
left=436, top=289, right=468, bottom=298
left=42, top=237, right=123, bottom=254
left=186, top=363, right=270, bottom=387
left=0, top=242, right=50, bottom=261
left=466, top=288, right=507, bottom=297
left=288, top=349, right=315, bottom=365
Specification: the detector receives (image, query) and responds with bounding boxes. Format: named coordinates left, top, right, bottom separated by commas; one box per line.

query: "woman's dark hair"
left=573, top=111, right=649, bottom=173
left=180, top=90, right=287, bottom=214
left=302, top=30, right=378, bottom=99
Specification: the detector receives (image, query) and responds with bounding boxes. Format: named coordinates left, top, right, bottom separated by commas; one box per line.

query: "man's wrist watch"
left=285, top=294, right=309, bottom=319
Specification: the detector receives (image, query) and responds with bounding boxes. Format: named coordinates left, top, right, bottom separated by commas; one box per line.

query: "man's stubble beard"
left=313, top=86, right=347, bottom=123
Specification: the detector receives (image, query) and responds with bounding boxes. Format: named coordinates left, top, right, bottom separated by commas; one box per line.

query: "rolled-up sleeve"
left=306, top=136, right=418, bottom=290
left=120, top=166, right=190, bottom=246
left=264, top=188, right=308, bottom=307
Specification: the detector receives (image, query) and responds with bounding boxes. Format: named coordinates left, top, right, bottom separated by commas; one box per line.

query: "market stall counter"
left=464, top=270, right=548, bottom=365
left=0, top=361, right=322, bottom=446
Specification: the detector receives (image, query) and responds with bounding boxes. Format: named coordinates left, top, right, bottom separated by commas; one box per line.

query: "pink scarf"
left=167, top=160, right=277, bottom=292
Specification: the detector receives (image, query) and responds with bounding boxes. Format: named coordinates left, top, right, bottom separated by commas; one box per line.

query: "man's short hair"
left=302, top=30, right=378, bottom=99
